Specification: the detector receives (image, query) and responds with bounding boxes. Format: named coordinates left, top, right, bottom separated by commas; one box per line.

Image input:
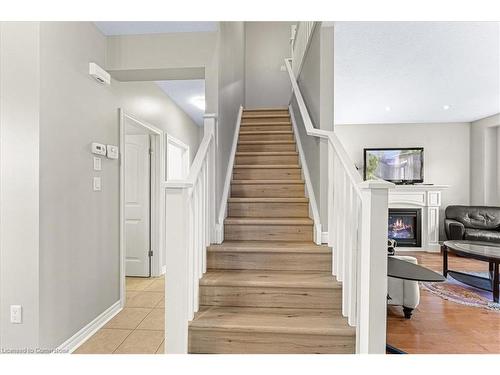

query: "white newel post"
left=357, top=180, right=394, bottom=354
left=163, top=113, right=217, bottom=354
left=165, top=186, right=190, bottom=353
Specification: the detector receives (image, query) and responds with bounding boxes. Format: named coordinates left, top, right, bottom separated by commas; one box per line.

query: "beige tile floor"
left=74, top=275, right=165, bottom=354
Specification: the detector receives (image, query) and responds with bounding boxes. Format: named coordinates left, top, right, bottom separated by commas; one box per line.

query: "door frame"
left=119, top=109, right=165, bottom=307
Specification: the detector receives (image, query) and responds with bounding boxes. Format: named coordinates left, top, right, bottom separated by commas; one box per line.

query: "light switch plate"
left=10, top=305, right=22, bottom=324
left=93, top=157, right=102, bottom=171
left=93, top=177, right=101, bottom=191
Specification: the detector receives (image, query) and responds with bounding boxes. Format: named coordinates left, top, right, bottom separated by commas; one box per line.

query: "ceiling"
left=94, top=21, right=218, bottom=36
left=334, top=22, right=500, bottom=124
left=156, top=80, right=205, bottom=126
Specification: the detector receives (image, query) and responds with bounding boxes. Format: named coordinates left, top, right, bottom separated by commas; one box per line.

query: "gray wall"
left=0, top=21, right=203, bottom=351
left=335, top=122, right=471, bottom=240
left=294, top=25, right=334, bottom=234
left=296, top=26, right=321, bottom=227
left=38, top=21, right=120, bottom=350
left=38, top=23, right=203, bottom=350
left=245, top=22, right=294, bottom=108
left=217, top=22, right=246, bottom=214
left=0, top=22, right=41, bottom=351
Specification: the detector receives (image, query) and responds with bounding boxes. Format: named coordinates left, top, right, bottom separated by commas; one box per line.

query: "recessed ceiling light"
left=190, top=96, right=205, bottom=111
left=443, top=105, right=451, bottom=110
left=385, top=106, right=391, bottom=112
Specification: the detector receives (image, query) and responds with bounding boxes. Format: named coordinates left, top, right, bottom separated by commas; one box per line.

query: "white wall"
left=470, top=113, right=500, bottom=206
left=0, top=22, right=40, bottom=351
left=336, top=122, right=471, bottom=240
left=245, top=22, right=294, bottom=108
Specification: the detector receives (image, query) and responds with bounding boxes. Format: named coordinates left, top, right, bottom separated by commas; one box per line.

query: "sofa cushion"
left=445, top=205, right=500, bottom=230
left=464, top=228, right=500, bottom=243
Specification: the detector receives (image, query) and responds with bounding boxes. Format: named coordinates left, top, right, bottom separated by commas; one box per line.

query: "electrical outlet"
left=10, top=305, right=22, bottom=324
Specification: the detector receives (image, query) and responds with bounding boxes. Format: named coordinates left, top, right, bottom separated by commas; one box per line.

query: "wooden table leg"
left=442, top=244, right=448, bottom=277
left=493, top=262, right=499, bottom=304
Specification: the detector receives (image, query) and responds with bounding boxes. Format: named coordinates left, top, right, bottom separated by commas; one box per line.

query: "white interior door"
left=125, top=134, right=151, bottom=277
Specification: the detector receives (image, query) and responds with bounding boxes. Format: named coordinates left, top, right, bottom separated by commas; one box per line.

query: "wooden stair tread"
left=233, top=164, right=300, bottom=169
left=228, top=197, right=308, bottom=203
left=243, top=107, right=288, bottom=112
left=239, top=130, right=293, bottom=135
left=190, top=307, right=353, bottom=336
left=238, top=140, right=295, bottom=144
left=240, top=121, right=291, bottom=126
left=231, top=179, right=304, bottom=184
left=225, top=217, right=313, bottom=225
left=200, top=270, right=339, bottom=288
left=208, top=241, right=329, bottom=253
left=235, top=151, right=298, bottom=156
left=242, top=114, right=290, bottom=119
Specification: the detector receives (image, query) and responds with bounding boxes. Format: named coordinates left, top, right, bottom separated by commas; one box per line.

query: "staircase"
left=188, top=108, right=355, bottom=354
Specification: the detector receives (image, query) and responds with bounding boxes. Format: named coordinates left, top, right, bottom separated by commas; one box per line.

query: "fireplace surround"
left=388, top=185, right=449, bottom=252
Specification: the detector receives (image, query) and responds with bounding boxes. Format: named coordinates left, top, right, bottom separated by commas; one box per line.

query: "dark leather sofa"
left=444, top=205, right=500, bottom=243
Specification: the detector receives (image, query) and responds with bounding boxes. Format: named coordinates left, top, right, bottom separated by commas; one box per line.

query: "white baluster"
left=337, top=169, right=346, bottom=281
left=332, top=154, right=340, bottom=277
left=348, top=192, right=360, bottom=326
left=342, top=179, right=353, bottom=318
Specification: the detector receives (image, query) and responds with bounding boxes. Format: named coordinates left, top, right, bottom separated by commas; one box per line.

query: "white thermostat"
left=91, top=142, right=106, bottom=156
left=107, top=145, right=119, bottom=160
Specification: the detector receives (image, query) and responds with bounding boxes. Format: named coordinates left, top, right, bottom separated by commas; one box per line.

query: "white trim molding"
left=321, top=232, right=329, bottom=244
left=215, top=106, right=243, bottom=244
left=55, top=301, right=122, bottom=354
left=289, top=104, right=322, bottom=244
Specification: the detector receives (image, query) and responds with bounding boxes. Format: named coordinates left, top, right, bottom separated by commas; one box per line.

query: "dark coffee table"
left=442, top=240, right=500, bottom=303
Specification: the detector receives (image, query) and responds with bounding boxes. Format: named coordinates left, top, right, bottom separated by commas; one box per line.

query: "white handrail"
left=163, top=114, right=217, bottom=353
left=286, top=24, right=394, bottom=353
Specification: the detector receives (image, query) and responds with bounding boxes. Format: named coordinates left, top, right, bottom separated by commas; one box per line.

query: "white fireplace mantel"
left=389, top=184, right=449, bottom=252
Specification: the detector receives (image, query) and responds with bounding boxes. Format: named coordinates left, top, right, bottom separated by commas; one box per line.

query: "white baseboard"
left=321, top=231, right=329, bottom=244
left=215, top=224, right=224, bottom=244
left=161, top=265, right=167, bottom=275
left=55, top=300, right=122, bottom=354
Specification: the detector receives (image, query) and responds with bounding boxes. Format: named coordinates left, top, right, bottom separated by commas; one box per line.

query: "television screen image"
left=364, top=148, right=423, bottom=183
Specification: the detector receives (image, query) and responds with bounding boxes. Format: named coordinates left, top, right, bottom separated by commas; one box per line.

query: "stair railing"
left=163, top=114, right=217, bottom=353
left=285, top=52, right=394, bottom=353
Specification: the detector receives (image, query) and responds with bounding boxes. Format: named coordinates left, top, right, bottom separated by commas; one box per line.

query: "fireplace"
left=388, top=208, right=422, bottom=247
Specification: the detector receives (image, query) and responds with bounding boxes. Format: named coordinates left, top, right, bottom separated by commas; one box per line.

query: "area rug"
left=420, top=272, right=500, bottom=312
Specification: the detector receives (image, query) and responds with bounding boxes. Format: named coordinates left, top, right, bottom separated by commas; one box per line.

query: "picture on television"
left=364, top=148, right=424, bottom=183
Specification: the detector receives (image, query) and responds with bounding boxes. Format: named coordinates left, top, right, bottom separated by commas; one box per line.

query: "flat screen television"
left=363, top=148, right=424, bottom=184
